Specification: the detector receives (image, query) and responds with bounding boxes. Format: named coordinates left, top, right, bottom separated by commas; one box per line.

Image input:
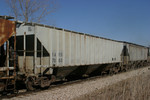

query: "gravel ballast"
left=3, top=66, right=150, bottom=100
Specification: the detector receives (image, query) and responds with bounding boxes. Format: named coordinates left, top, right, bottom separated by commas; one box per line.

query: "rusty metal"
left=0, top=19, right=16, bottom=46
left=0, top=76, right=14, bottom=79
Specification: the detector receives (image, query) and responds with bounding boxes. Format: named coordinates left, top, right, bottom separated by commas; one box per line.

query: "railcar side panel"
left=128, top=44, right=148, bottom=61
left=35, top=25, right=124, bottom=67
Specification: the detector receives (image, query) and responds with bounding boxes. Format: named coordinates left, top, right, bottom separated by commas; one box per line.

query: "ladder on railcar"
left=0, top=40, right=16, bottom=92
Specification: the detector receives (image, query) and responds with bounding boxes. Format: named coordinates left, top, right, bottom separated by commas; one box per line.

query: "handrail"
left=0, top=67, right=14, bottom=71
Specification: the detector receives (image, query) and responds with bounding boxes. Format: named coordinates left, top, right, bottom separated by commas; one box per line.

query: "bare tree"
left=6, top=0, right=57, bottom=23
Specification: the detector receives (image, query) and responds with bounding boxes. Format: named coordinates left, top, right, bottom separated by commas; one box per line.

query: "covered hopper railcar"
left=127, top=42, right=148, bottom=68
left=0, top=16, right=16, bottom=93
left=121, top=42, right=149, bottom=70
left=16, top=23, right=126, bottom=90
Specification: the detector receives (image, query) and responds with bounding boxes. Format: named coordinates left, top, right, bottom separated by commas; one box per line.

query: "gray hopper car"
left=122, top=42, right=148, bottom=68
left=14, top=22, right=149, bottom=90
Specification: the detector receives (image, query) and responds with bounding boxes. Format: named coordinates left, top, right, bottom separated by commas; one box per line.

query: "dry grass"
left=75, top=70, right=150, bottom=100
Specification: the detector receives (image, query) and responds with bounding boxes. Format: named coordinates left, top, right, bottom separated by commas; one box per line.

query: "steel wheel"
left=26, top=78, right=35, bottom=91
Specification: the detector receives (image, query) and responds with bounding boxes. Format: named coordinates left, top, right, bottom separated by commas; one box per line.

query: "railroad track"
left=0, top=66, right=149, bottom=99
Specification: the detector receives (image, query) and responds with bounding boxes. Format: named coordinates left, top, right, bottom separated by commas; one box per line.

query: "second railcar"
left=124, top=42, right=148, bottom=68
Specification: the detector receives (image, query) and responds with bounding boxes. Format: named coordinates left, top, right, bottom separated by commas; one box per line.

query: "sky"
left=0, top=0, right=150, bottom=46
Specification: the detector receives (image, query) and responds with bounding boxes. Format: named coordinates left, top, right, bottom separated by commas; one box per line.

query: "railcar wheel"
left=26, top=77, right=36, bottom=91
left=40, top=78, right=51, bottom=89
